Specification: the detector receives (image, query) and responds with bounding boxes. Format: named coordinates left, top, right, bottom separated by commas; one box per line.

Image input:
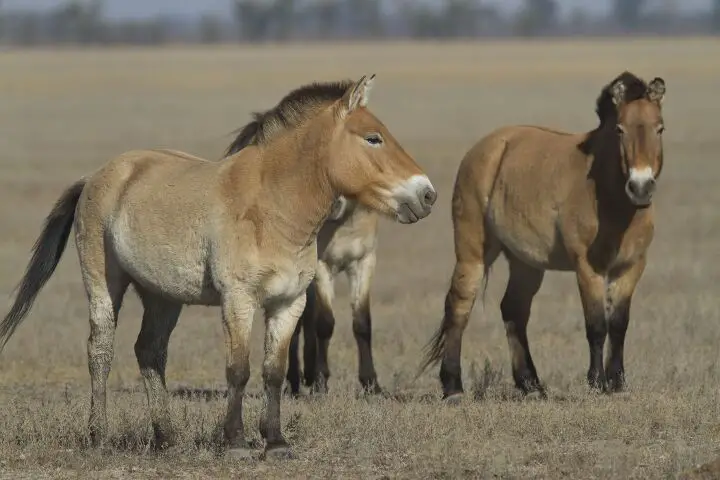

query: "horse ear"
left=647, top=77, right=666, bottom=105
left=358, top=74, right=375, bottom=107
left=611, top=80, right=627, bottom=107
left=327, top=197, right=349, bottom=221
left=339, top=74, right=375, bottom=116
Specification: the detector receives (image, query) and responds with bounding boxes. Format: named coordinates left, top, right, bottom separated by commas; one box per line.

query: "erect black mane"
left=594, top=70, right=649, bottom=126
left=223, top=79, right=355, bottom=157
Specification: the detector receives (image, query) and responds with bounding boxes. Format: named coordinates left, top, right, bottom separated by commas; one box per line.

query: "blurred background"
left=0, top=0, right=717, bottom=45
left=2, top=1, right=720, bottom=478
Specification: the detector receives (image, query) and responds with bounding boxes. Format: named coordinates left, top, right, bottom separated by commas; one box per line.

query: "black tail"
left=416, top=261, right=492, bottom=379
left=416, top=294, right=454, bottom=378
left=0, top=180, right=86, bottom=352
left=223, top=114, right=262, bottom=158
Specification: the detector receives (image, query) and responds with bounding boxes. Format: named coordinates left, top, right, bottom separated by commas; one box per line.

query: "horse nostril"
left=628, top=181, right=641, bottom=197
left=422, top=187, right=437, bottom=207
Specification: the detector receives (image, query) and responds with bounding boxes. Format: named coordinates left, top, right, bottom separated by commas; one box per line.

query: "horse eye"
left=657, top=125, right=665, bottom=135
left=615, top=124, right=626, bottom=135
left=365, top=134, right=383, bottom=146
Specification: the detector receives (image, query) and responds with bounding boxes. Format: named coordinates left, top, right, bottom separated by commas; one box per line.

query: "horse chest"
left=588, top=218, right=654, bottom=274
left=323, top=236, right=371, bottom=269
left=261, top=263, right=315, bottom=305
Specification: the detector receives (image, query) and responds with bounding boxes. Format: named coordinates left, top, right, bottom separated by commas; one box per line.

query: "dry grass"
left=1, top=38, right=720, bottom=478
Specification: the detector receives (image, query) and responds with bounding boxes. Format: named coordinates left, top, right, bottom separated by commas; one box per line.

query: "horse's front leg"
left=605, top=257, right=646, bottom=393
left=260, top=292, right=306, bottom=460
left=576, top=259, right=610, bottom=392
left=221, top=289, right=256, bottom=459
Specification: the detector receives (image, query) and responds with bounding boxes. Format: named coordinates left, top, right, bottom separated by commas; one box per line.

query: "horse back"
left=458, top=125, right=588, bottom=203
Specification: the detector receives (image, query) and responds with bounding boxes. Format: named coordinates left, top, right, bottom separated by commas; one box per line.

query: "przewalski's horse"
left=420, top=71, right=665, bottom=402
left=290, top=206, right=383, bottom=396
left=223, top=83, right=385, bottom=397
left=0, top=75, right=437, bottom=459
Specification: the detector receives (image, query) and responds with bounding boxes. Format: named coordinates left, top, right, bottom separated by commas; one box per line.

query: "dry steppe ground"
left=1, top=39, right=720, bottom=479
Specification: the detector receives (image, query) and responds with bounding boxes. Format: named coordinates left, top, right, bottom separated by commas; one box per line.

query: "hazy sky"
left=1, top=0, right=712, bottom=20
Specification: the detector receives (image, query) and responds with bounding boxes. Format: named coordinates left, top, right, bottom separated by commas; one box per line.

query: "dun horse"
left=0, top=75, right=437, bottom=459
left=224, top=88, right=384, bottom=397
left=420, top=71, right=666, bottom=401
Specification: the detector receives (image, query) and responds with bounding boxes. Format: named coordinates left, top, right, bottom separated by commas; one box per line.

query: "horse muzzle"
left=391, top=175, right=437, bottom=224
left=625, top=167, right=657, bottom=207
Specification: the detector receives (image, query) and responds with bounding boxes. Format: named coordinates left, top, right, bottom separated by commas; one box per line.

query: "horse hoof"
left=368, top=384, right=385, bottom=396
left=443, top=393, right=464, bottom=406
left=226, top=447, right=257, bottom=461
left=524, top=389, right=547, bottom=401
left=260, top=445, right=296, bottom=461
left=283, top=387, right=301, bottom=399
left=310, top=384, right=328, bottom=396
left=154, top=433, right=178, bottom=451
left=358, top=384, right=386, bottom=399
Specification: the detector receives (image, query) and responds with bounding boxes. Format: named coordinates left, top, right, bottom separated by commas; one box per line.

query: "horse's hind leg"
left=81, top=251, right=129, bottom=447
left=284, top=315, right=303, bottom=397
left=346, top=251, right=382, bottom=394
left=433, top=216, right=501, bottom=402
left=133, top=286, right=182, bottom=448
left=300, top=281, right=319, bottom=389
left=285, top=284, right=316, bottom=396
left=309, top=262, right=335, bottom=395
left=501, top=255, right=545, bottom=396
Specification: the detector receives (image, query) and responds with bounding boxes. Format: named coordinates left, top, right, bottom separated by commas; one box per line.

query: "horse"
left=420, top=71, right=666, bottom=402
left=223, top=88, right=384, bottom=397
left=0, top=74, right=437, bottom=460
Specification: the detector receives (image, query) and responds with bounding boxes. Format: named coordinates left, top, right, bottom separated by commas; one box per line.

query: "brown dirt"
left=1, top=39, right=720, bottom=479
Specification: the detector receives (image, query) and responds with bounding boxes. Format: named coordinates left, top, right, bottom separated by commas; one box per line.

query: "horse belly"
left=489, top=215, right=574, bottom=271
left=111, top=228, right=219, bottom=305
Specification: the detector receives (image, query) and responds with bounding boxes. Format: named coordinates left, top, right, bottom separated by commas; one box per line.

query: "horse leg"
left=310, top=262, right=335, bottom=395
left=346, top=251, right=382, bottom=395
left=434, top=223, right=501, bottom=403
left=284, top=314, right=303, bottom=397
left=605, top=258, right=646, bottom=393
left=221, top=290, right=256, bottom=458
left=260, top=293, right=306, bottom=459
left=501, top=255, right=545, bottom=396
left=301, top=282, right=319, bottom=389
left=133, top=287, right=182, bottom=449
left=81, top=250, right=129, bottom=447
left=576, top=259, right=610, bottom=392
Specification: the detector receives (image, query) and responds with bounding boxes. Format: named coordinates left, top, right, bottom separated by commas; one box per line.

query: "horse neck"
left=251, top=125, right=337, bottom=251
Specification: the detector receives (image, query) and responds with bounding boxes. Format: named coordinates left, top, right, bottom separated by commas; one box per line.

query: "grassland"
left=1, top=38, right=720, bottom=478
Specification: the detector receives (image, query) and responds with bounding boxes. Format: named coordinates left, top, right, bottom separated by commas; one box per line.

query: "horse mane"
left=223, top=79, right=355, bottom=157
left=577, top=71, right=650, bottom=155
left=594, top=71, right=649, bottom=126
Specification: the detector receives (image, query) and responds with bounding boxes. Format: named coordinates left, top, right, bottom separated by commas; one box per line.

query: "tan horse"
left=420, top=71, right=665, bottom=402
left=0, top=75, right=437, bottom=459
left=289, top=206, right=383, bottom=396
left=223, top=89, right=384, bottom=397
